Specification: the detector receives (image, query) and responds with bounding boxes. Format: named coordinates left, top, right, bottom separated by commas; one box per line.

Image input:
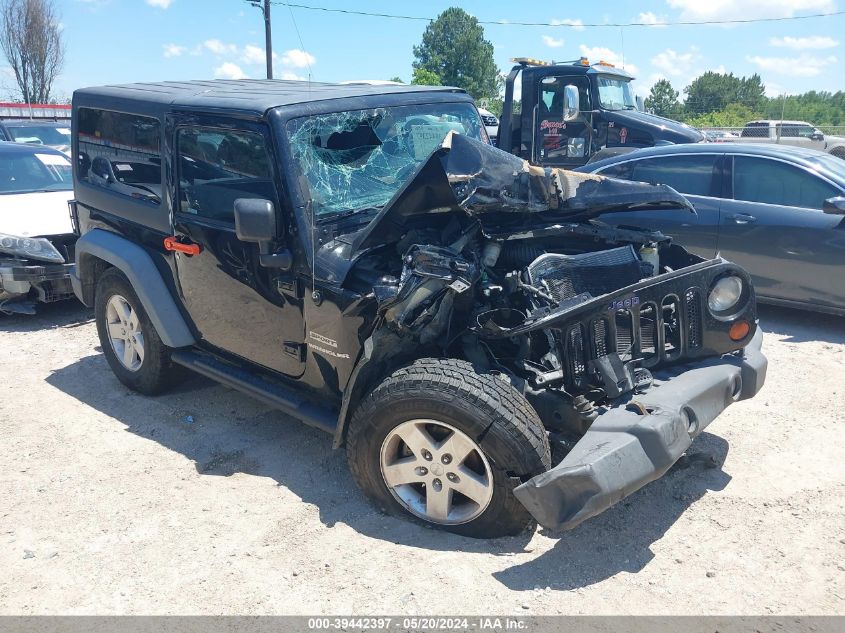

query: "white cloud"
left=146, top=0, right=173, bottom=8
left=747, top=53, right=837, bottom=76
left=542, top=35, right=565, bottom=48
left=280, top=71, right=306, bottom=81
left=204, top=39, right=237, bottom=56
left=769, top=35, right=839, bottom=49
left=280, top=48, right=316, bottom=68
left=550, top=18, right=585, bottom=31
left=241, top=44, right=267, bottom=65
left=214, top=62, right=248, bottom=80
left=162, top=43, right=186, bottom=58
left=579, top=45, right=638, bottom=75
left=667, top=0, right=835, bottom=22
left=638, top=12, right=668, bottom=27
left=651, top=48, right=701, bottom=76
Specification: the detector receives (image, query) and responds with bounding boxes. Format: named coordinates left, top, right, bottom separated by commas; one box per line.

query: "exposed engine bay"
left=313, top=132, right=756, bottom=449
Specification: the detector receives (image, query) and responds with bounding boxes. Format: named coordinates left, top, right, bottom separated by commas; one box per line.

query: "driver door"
left=169, top=114, right=306, bottom=377
left=534, top=75, right=592, bottom=167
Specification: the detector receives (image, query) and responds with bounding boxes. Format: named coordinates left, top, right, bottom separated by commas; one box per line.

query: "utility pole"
left=247, top=0, right=273, bottom=79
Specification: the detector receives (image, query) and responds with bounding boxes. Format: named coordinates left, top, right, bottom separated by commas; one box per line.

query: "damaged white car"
left=0, top=143, right=76, bottom=314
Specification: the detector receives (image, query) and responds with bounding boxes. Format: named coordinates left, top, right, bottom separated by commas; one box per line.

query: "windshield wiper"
left=319, top=206, right=381, bottom=222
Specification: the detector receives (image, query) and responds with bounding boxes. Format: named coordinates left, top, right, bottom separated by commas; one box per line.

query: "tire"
left=346, top=358, right=551, bottom=538
left=94, top=267, right=179, bottom=395
left=831, top=147, right=845, bottom=161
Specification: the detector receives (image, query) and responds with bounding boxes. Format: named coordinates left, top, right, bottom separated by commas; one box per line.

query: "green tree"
left=412, top=7, right=499, bottom=99
left=388, top=76, right=404, bottom=84
left=411, top=68, right=442, bottom=86
left=684, top=103, right=759, bottom=129
left=738, top=73, right=766, bottom=112
left=645, top=79, right=681, bottom=118
left=684, top=72, right=743, bottom=116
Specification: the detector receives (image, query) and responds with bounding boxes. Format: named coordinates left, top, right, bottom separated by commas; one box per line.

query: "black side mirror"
left=234, top=198, right=292, bottom=270
left=811, top=132, right=825, bottom=141
left=823, top=196, right=845, bottom=215
left=91, top=156, right=113, bottom=182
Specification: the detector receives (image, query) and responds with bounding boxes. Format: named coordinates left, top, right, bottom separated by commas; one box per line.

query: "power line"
left=271, top=2, right=845, bottom=28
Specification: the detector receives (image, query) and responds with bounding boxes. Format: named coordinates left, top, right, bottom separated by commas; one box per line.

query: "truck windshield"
left=286, top=102, right=486, bottom=218
left=597, top=75, right=637, bottom=111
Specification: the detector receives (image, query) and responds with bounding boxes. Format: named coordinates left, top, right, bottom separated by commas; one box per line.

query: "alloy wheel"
left=379, top=419, right=494, bottom=525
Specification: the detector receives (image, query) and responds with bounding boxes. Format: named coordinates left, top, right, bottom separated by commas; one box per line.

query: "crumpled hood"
left=0, top=190, right=75, bottom=237
left=351, top=131, right=694, bottom=253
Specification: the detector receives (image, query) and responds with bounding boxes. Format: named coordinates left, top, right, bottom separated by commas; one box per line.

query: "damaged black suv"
left=70, top=80, right=767, bottom=538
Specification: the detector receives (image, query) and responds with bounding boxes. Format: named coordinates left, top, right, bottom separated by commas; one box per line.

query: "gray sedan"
left=577, top=143, right=845, bottom=315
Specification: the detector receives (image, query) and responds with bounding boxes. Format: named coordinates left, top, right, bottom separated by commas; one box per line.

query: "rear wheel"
left=94, top=268, right=179, bottom=395
left=346, top=358, right=550, bottom=538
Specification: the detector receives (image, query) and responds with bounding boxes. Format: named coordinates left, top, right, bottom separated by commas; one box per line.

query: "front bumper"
left=514, top=328, right=767, bottom=530
left=0, top=260, right=74, bottom=299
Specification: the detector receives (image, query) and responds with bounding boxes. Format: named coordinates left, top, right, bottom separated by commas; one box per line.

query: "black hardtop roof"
left=72, top=79, right=470, bottom=117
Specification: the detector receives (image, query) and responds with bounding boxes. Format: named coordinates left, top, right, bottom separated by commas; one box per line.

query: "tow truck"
left=498, top=57, right=704, bottom=167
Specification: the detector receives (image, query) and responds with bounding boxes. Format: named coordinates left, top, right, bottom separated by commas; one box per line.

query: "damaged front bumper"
left=0, top=260, right=74, bottom=302
left=514, top=328, right=767, bottom=531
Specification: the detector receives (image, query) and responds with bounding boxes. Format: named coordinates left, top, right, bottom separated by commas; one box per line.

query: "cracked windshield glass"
left=286, top=102, right=486, bottom=218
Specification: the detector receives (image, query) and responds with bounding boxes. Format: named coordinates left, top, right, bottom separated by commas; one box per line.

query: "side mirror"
left=823, top=196, right=845, bottom=215
left=811, top=132, right=825, bottom=141
left=233, top=198, right=292, bottom=270
left=91, top=156, right=113, bottom=182
left=563, top=85, right=580, bottom=121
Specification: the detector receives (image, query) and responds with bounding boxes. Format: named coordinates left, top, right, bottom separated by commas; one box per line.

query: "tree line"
left=646, top=74, right=845, bottom=129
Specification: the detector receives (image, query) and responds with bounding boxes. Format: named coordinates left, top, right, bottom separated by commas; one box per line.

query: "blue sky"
left=36, top=0, right=845, bottom=102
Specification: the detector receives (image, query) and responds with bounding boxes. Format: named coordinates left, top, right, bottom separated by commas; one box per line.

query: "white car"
left=0, top=142, right=76, bottom=314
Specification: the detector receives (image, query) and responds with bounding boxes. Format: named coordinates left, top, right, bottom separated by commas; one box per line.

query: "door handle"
left=163, top=236, right=202, bottom=256
left=730, top=213, right=757, bottom=225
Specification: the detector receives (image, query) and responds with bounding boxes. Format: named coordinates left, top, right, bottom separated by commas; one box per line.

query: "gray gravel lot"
left=0, top=301, right=843, bottom=615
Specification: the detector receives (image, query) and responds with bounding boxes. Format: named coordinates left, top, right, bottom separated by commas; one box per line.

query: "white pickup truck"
left=739, top=120, right=845, bottom=159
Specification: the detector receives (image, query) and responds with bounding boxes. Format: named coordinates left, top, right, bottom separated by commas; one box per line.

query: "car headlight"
left=708, top=276, right=744, bottom=313
left=0, top=233, right=65, bottom=264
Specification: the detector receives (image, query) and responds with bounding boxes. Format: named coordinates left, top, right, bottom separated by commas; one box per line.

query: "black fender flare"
left=71, top=229, right=196, bottom=348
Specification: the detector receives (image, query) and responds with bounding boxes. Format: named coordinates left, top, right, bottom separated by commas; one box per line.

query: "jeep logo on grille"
left=608, top=296, right=640, bottom=311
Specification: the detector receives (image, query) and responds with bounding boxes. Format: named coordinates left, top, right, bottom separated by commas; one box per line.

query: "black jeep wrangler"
left=70, top=80, right=766, bottom=538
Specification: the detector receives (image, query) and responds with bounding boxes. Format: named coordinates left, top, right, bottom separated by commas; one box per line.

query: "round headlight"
left=708, top=276, right=744, bottom=313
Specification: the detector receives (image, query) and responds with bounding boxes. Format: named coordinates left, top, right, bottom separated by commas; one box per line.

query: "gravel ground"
left=0, top=301, right=843, bottom=615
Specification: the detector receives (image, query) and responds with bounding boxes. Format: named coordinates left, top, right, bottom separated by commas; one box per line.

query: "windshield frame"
left=596, top=74, right=637, bottom=111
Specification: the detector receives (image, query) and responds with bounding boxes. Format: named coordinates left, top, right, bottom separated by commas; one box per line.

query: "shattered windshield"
left=286, top=102, right=486, bottom=218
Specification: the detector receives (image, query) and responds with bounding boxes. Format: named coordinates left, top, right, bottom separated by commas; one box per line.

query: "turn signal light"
left=729, top=320, right=751, bottom=341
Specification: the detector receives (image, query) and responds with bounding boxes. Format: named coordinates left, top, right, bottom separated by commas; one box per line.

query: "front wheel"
left=346, top=358, right=551, bottom=538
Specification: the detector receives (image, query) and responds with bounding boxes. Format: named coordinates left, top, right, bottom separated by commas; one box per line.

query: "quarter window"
left=76, top=108, right=162, bottom=204
left=176, top=127, right=278, bottom=224
left=628, top=155, right=718, bottom=197
left=733, top=156, right=840, bottom=209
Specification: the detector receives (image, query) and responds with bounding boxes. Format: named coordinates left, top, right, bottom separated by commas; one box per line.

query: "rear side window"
left=733, top=156, right=840, bottom=209
left=629, top=155, right=718, bottom=197
left=77, top=108, right=162, bottom=205
left=176, top=126, right=277, bottom=224
left=777, top=124, right=815, bottom=139
left=741, top=123, right=769, bottom=138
